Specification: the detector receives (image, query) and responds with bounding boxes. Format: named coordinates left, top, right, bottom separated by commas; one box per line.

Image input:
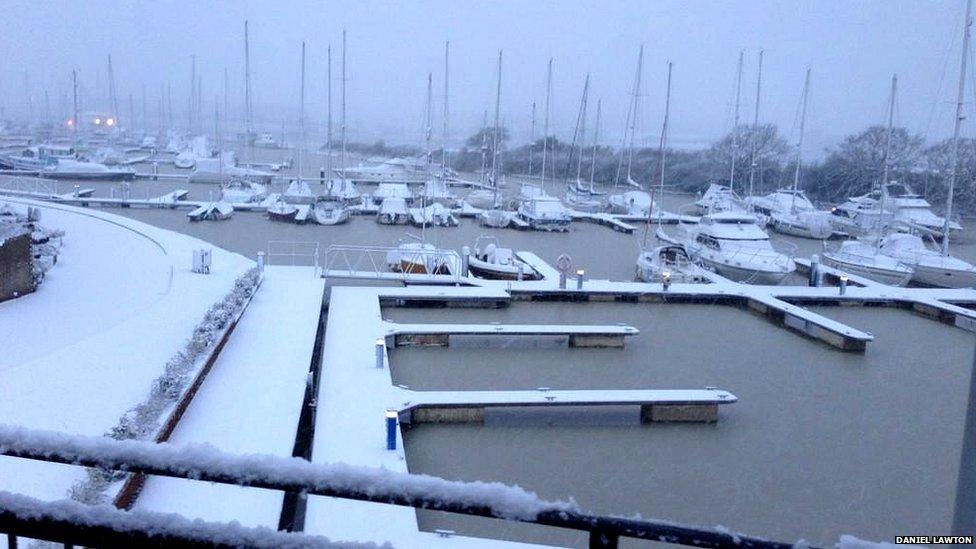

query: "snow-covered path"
left=0, top=198, right=252, bottom=501
left=135, top=266, right=324, bottom=528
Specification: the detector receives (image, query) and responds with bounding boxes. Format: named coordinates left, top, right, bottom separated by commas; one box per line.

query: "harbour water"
left=17, top=165, right=976, bottom=546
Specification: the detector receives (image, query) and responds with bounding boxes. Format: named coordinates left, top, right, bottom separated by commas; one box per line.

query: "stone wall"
left=0, top=230, right=34, bottom=303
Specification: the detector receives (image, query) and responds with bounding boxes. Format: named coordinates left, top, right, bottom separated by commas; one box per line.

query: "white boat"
left=90, top=147, right=126, bottom=166
left=377, top=197, right=410, bottom=225
left=373, top=183, right=413, bottom=204
left=411, top=202, right=458, bottom=227
left=324, top=178, right=360, bottom=201
left=608, top=190, right=654, bottom=217
left=220, top=180, right=267, bottom=203
left=829, top=192, right=894, bottom=236
left=343, top=157, right=429, bottom=184
left=467, top=236, right=541, bottom=280
left=694, top=183, right=743, bottom=215
left=386, top=241, right=454, bottom=275
left=747, top=190, right=833, bottom=239
left=675, top=211, right=796, bottom=284
left=564, top=185, right=604, bottom=213
left=42, top=159, right=134, bottom=181
left=480, top=208, right=513, bottom=228
left=420, top=179, right=457, bottom=207
left=140, top=136, right=157, bottom=150
left=187, top=201, right=234, bottom=222
left=282, top=178, right=316, bottom=205
left=267, top=199, right=299, bottom=222
left=174, top=150, right=196, bottom=169
left=313, top=201, right=350, bottom=225
left=881, top=181, right=962, bottom=236
left=253, top=132, right=280, bottom=149
left=878, top=232, right=976, bottom=288
left=822, top=239, right=914, bottom=286
left=466, top=189, right=501, bottom=210
left=189, top=157, right=273, bottom=185
left=517, top=196, right=572, bottom=231
left=635, top=245, right=708, bottom=283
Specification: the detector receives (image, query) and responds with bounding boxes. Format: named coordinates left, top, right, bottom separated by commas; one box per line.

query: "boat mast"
left=491, top=50, right=503, bottom=204
left=215, top=100, right=223, bottom=183
left=107, top=55, right=118, bottom=131
left=528, top=102, right=536, bottom=177
left=326, top=43, right=333, bottom=191
left=878, top=74, right=898, bottom=244
left=575, top=73, right=590, bottom=184
left=748, top=50, right=764, bottom=198
left=627, top=45, right=644, bottom=187
left=244, top=21, right=253, bottom=163
left=791, top=69, right=811, bottom=215
left=443, top=41, right=450, bottom=171
left=71, top=69, right=78, bottom=142
left=341, top=29, right=348, bottom=187
left=541, top=58, right=552, bottom=192
left=424, top=72, right=433, bottom=241
left=943, top=0, right=972, bottom=255
left=657, top=62, right=673, bottom=229
left=189, top=55, right=196, bottom=133
left=298, top=41, right=306, bottom=185
left=589, top=98, right=602, bottom=192
left=729, top=51, right=744, bottom=192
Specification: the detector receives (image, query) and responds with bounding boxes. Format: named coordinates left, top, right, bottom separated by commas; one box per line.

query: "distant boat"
left=517, top=195, right=571, bottom=231
left=267, top=199, right=299, bottom=222
left=373, top=183, right=413, bottom=204
left=635, top=244, right=708, bottom=283
left=377, top=197, right=410, bottom=225
left=386, top=241, right=453, bottom=275
left=313, top=200, right=350, bottom=225
left=174, top=150, right=196, bottom=169
left=220, top=179, right=267, bottom=203
left=42, top=159, right=134, bottom=181
left=420, top=178, right=457, bottom=207
left=187, top=201, right=234, bottom=222
left=693, top=183, right=745, bottom=215
left=746, top=189, right=833, bottom=239
left=480, top=208, right=513, bottom=228
left=467, top=236, right=540, bottom=280
left=411, top=202, right=458, bottom=227
left=608, top=190, right=654, bottom=217
left=253, top=132, right=280, bottom=149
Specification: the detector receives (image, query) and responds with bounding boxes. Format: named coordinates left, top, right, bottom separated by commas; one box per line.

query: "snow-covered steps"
left=385, top=322, right=639, bottom=348
left=134, top=266, right=325, bottom=528
left=397, top=388, right=737, bottom=425
left=514, top=251, right=561, bottom=281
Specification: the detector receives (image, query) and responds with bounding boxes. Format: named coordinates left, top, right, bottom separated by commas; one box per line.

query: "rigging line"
left=923, top=2, right=964, bottom=140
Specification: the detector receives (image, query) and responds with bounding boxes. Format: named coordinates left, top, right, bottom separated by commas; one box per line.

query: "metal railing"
left=323, top=244, right=462, bottom=284
left=266, top=240, right=321, bottom=270
left=0, top=427, right=814, bottom=549
left=0, top=175, right=59, bottom=197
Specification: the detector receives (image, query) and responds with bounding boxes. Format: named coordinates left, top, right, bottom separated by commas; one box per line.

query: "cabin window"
left=696, top=234, right=720, bottom=250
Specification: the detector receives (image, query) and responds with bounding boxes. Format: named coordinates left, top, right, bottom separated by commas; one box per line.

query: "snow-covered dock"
left=569, top=211, right=636, bottom=234
left=385, top=322, right=639, bottom=348
left=398, top=388, right=737, bottom=425
left=134, top=266, right=325, bottom=528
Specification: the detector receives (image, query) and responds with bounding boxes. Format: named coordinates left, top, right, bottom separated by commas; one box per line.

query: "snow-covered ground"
left=0, top=198, right=252, bottom=501
left=135, top=266, right=324, bottom=528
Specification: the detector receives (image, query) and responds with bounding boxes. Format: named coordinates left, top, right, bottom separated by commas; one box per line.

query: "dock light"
left=385, top=409, right=398, bottom=451
left=375, top=338, right=385, bottom=369
left=94, top=117, right=101, bottom=125
left=662, top=271, right=672, bottom=291
left=105, top=117, right=115, bottom=127
left=66, top=118, right=74, bottom=127
left=576, top=268, right=585, bottom=290
left=839, top=275, right=848, bottom=296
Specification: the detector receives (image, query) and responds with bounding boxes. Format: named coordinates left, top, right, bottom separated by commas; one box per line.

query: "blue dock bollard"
left=809, top=254, right=820, bottom=287
left=576, top=269, right=585, bottom=290
left=662, top=271, right=671, bottom=292
left=839, top=275, right=848, bottom=296
left=386, top=409, right=398, bottom=451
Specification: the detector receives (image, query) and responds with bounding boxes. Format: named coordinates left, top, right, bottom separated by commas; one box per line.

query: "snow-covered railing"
left=0, top=425, right=812, bottom=549
left=323, top=244, right=462, bottom=284
left=267, top=240, right=321, bottom=268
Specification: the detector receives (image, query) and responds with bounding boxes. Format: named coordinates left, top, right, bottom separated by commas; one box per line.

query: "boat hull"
left=468, top=257, right=541, bottom=281
left=697, top=257, right=792, bottom=285
left=910, top=263, right=976, bottom=288
left=821, top=255, right=912, bottom=286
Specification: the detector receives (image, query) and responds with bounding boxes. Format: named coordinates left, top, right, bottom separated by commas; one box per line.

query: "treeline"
left=444, top=125, right=976, bottom=213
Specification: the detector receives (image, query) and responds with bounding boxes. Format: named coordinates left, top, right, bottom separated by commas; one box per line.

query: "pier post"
left=576, top=269, right=585, bottom=290
left=662, top=271, right=671, bottom=292
left=809, top=254, right=820, bottom=287
left=461, top=246, right=470, bottom=277
left=152, top=162, right=159, bottom=181
left=385, top=409, right=398, bottom=451
left=320, top=167, right=325, bottom=184
left=375, top=338, right=385, bottom=368
left=559, top=272, right=567, bottom=289
left=257, top=251, right=265, bottom=272
left=839, top=275, right=848, bottom=296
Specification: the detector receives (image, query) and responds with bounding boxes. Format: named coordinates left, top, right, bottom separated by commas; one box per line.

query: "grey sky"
left=0, top=0, right=968, bottom=155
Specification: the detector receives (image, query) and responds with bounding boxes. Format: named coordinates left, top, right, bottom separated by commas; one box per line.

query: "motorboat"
left=313, top=200, right=350, bottom=225
left=517, top=196, right=572, bottom=232
left=187, top=202, right=234, bottom=222
left=411, top=203, right=458, bottom=227
left=480, top=208, right=514, bottom=229
left=467, top=236, right=541, bottom=281
left=829, top=192, right=893, bottom=236
left=821, top=239, right=913, bottom=286
left=189, top=155, right=273, bottom=185
left=608, top=190, right=654, bottom=217
left=672, top=211, right=796, bottom=284
left=878, top=232, right=976, bottom=288
left=693, top=183, right=744, bottom=214
left=174, top=150, right=196, bottom=169
left=465, top=189, right=501, bottom=210
left=881, top=181, right=962, bottom=236
left=635, top=245, right=708, bottom=283
left=386, top=241, right=454, bottom=275
left=343, top=157, right=429, bottom=184
left=220, top=180, right=268, bottom=204
left=749, top=189, right=834, bottom=239
left=377, top=197, right=410, bottom=225
left=41, top=159, right=134, bottom=181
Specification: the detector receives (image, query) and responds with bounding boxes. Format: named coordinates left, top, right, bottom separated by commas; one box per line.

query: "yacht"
left=479, top=208, right=514, bottom=229
left=829, top=191, right=893, bottom=236
left=881, top=181, right=962, bottom=236
left=313, top=200, right=350, bottom=225
left=220, top=180, right=267, bottom=204
left=267, top=199, right=299, bottom=222
left=748, top=189, right=833, bottom=239
left=324, top=178, right=361, bottom=201
left=174, top=150, right=196, bottom=169
left=467, top=236, right=541, bottom=280
left=635, top=244, right=708, bottom=283
left=564, top=184, right=604, bottom=213
left=693, top=183, right=744, bottom=215
left=821, top=238, right=914, bottom=286
left=608, top=190, right=654, bottom=217
left=675, top=211, right=796, bottom=284
left=343, top=157, right=429, bottom=184
left=42, top=159, right=134, bottom=181
left=517, top=195, right=572, bottom=231
left=411, top=202, right=458, bottom=227
left=419, top=179, right=457, bottom=207
left=878, top=232, right=976, bottom=288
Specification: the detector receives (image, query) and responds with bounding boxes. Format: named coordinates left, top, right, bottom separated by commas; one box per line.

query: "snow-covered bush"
left=68, top=267, right=261, bottom=505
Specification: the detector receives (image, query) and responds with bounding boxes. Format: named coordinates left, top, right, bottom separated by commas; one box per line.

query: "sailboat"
left=823, top=74, right=915, bottom=286
left=323, top=37, right=360, bottom=202
left=609, top=47, right=653, bottom=210
left=564, top=74, right=604, bottom=213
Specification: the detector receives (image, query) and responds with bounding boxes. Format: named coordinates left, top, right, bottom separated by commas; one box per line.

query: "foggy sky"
left=1, top=0, right=970, bottom=155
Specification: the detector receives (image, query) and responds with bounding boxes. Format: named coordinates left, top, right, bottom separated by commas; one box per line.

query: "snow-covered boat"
left=42, top=159, right=134, bottom=181
left=282, top=179, right=316, bottom=205
left=253, top=132, right=280, bottom=149
left=465, top=189, right=501, bottom=210
left=343, top=157, right=429, bottom=184
left=564, top=185, right=604, bottom=213
left=673, top=211, right=796, bottom=284
left=220, top=180, right=267, bottom=203
left=829, top=193, right=893, bottom=236
left=420, top=179, right=457, bottom=207
left=324, top=178, right=360, bottom=201
left=377, top=197, right=410, bottom=225
left=881, top=181, right=962, bottom=236
left=480, top=208, right=514, bottom=229
left=635, top=245, right=708, bottom=283
left=174, top=150, right=196, bottom=169
left=608, top=190, right=654, bottom=217
left=267, top=199, right=299, bottom=222
left=878, top=232, right=976, bottom=288
left=313, top=201, right=350, bottom=225
left=693, top=183, right=743, bottom=215
left=821, top=239, right=914, bottom=286
left=373, top=183, right=413, bottom=204
left=467, top=236, right=541, bottom=280
left=189, top=156, right=273, bottom=185
left=187, top=201, right=234, bottom=222
left=411, top=203, right=458, bottom=227
left=517, top=196, right=572, bottom=231
left=386, top=241, right=454, bottom=275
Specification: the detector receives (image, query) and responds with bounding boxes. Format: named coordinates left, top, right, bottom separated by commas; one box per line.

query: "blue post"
left=386, top=410, right=398, bottom=451
left=375, top=338, right=385, bottom=369
left=576, top=269, right=585, bottom=290
left=839, top=275, right=848, bottom=296
left=809, top=254, right=820, bottom=287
